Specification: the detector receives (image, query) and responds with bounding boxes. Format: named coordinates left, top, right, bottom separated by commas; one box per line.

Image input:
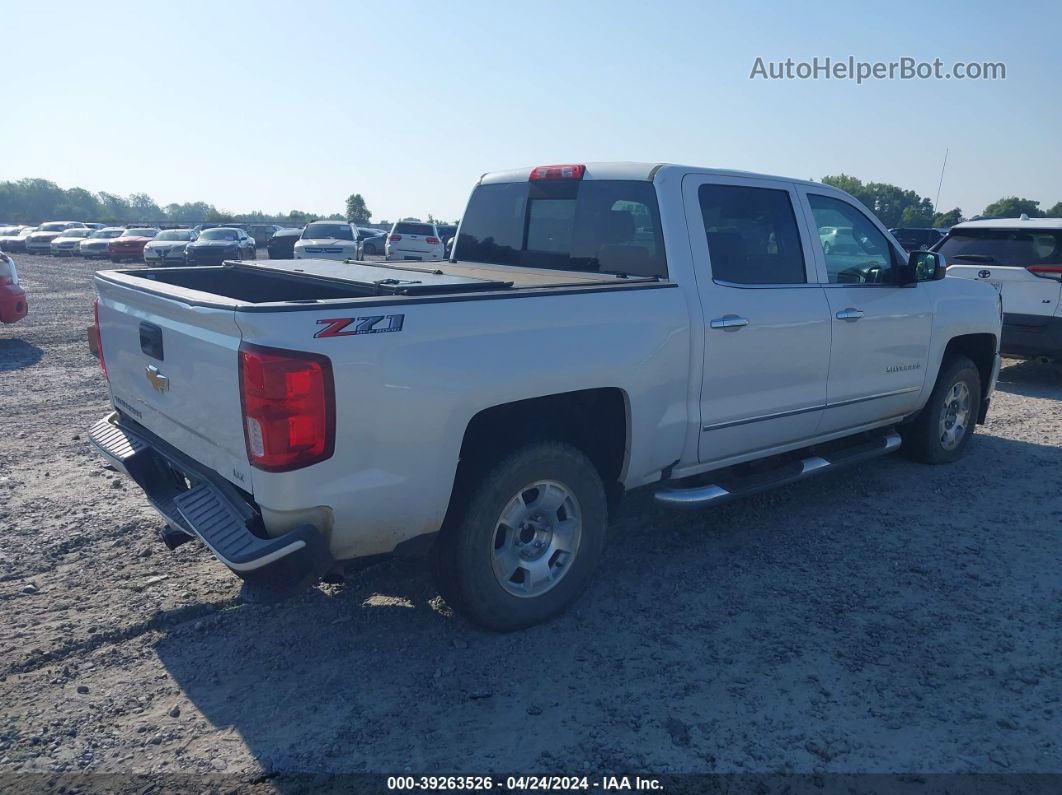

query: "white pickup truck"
left=89, top=162, right=1002, bottom=631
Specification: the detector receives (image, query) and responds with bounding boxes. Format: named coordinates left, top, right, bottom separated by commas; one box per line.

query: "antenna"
left=934, top=148, right=949, bottom=210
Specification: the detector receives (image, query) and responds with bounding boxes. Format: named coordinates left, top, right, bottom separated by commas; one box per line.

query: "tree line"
left=820, top=174, right=1062, bottom=227
left=0, top=179, right=386, bottom=228
left=1, top=175, right=1057, bottom=230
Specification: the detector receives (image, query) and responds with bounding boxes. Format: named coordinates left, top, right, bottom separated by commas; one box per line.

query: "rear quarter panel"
left=234, top=285, right=691, bottom=560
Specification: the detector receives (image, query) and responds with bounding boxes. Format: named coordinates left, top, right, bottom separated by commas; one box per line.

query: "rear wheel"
left=435, top=442, right=608, bottom=632
left=901, top=354, right=981, bottom=464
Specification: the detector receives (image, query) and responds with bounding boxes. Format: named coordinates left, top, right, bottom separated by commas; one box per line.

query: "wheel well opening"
left=458, top=389, right=629, bottom=505
left=943, top=333, right=996, bottom=392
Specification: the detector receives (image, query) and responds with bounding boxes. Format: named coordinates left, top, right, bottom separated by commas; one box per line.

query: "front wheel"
left=435, top=442, right=608, bottom=631
left=901, top=354, right=981, bottom=464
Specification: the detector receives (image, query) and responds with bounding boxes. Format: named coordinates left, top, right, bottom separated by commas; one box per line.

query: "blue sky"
left=4, top=0, right=1060, bottom=221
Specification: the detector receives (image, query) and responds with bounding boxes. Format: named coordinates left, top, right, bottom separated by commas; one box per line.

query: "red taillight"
left=238, top=343, right=335, bottom=472
left=530, top=164, right=586, bottom=181
left=425, top=236, right=440, bottom=245
left=91, top=298, right=108, bottom=379
left=389, top=234, right=402, bottom=241
left=1028, top=265, right=1062, bottom=281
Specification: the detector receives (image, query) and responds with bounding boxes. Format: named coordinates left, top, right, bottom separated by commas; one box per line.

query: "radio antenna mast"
left=934, top=148, right=949, bottom=211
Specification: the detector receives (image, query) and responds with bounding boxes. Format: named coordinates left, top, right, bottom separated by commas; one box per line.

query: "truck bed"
left=102, top=258, right=657, bottom=307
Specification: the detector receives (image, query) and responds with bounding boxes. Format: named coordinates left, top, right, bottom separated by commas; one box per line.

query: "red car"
left=0, top=253, right=27, bottom=324
left=108, top=227, right=159, bottom=263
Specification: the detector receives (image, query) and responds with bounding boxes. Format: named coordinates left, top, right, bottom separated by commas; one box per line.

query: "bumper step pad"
left=89, top=413, right=329, bottom=575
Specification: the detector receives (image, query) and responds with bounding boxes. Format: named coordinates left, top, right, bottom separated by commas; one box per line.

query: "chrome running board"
left=655, top=430, right=901, bottom=508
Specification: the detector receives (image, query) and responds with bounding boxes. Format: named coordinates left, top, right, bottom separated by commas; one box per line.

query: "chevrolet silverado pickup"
left=88, top=162, right=1003, bottom=631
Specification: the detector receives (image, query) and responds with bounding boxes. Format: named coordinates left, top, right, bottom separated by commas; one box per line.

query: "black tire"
left=364, top=241, right=377, bottom=256
left=434, top=441, right=608, bottom=632
left=901, top=354, right=981, bottom=464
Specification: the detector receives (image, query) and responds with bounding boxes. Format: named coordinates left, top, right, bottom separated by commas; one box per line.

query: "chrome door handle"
left=836, top=308, right=864, bottom=321
left=710, top=314, right=750, bottom=329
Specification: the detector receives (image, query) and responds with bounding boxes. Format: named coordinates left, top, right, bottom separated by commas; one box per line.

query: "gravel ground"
left=0, top=252, right=1060, bottom=786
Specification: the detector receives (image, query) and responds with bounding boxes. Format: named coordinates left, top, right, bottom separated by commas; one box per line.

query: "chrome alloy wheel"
left=939, top=380, right=971, bottom=451
left=491, top=480, right=581, bottom=598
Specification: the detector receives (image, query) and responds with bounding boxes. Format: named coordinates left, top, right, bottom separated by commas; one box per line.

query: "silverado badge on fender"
left=314, top=315, right=405, bottom=338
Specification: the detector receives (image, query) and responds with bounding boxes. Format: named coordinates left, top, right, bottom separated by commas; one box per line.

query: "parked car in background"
left=184, top=227, right=256, bottom=265
left=358, top=229, right=388, bottom=256
left=890, top=227, right=944, bottom=253
left=265, top=227, right=302, bottom=259
left=293, top=221, right=361, bottom=261
left=83, top=223, right=107, bottom=231
left=385, top=221, right=443, bottom=261
left=144, top=229, right=197, bottom=266
left=80, top=227, right=126, bottom=259
left=940, top=217, right=1062, bottom=360
left=50, top=228, right=93, bottom=256
left=247, top=224, right=281, bottom=248
left=0, top=252, right=27, bottom=324
left=25, top=221, right=87, bottom=253
left=108, top=228, right=159, bottom=263
left=436, top=224, right=458, bottom=249
left=0, top=227, right=37, bottom=253
left=817, top=225, right=863, bottom=255
left=0, top=226, right=31, bottom=251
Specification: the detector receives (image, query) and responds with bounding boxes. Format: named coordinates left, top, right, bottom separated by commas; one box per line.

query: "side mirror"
left=908, top=250, right=947, bottom=282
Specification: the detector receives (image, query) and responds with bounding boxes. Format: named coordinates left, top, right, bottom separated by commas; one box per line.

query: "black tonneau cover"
left=252, top=257, right=657, bottom=294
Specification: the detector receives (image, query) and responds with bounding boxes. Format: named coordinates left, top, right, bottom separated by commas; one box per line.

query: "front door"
left=797, top=190, right=933, bottom=433
left=683, top=175, right=832, bottom=464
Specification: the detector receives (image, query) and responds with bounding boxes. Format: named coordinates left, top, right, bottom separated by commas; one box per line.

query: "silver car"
left=80, top=227, right=126, bottom=260
left=143, top=229, right=198, bottom=266
left=50, top=228, right=93, bottom=256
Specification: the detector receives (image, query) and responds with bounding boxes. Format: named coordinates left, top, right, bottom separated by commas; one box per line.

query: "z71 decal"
left=314, top=314, right=405, bottom=338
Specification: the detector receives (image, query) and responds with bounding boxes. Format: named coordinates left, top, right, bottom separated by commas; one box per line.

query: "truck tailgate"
left=95, top=277, right=253, bottom=491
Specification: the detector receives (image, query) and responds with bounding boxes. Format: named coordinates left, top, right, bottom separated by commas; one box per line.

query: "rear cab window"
left=455, top=179, right=668, bottom=278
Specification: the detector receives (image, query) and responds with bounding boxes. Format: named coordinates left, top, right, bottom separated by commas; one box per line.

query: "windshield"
left=155, top=230, right=194, bottom=241
left=61, top=229, right=91, bottom=238
left=0, top=227, right=17, bottom=235
left=40, top=222, right=70, bottom=232
left=199, top=229, right=239, bottom=241
left=937, top=227, right=1062, bottom=266
left=302, top=222, right=354, bottom=240
left=123, top=228, right=158, bottom=237
left=92, top=228, right=125, bottom=238
left=455, top=179, right=668, bottom=277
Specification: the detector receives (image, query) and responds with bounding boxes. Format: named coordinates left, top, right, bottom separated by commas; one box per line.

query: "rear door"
left=940, top=226, right=1062, bottom=325
left=95, top=277, right=253, bottom=490
left=683, top=174, right=832, bottom=464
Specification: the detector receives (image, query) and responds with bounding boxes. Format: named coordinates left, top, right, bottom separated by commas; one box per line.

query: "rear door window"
left=698, top=184, right=806, bottom=284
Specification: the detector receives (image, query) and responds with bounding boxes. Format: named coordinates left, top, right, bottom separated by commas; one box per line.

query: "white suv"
left=941, top=217, right=1062, bottom=360
left=385, top=221, right=444, bottom=261
left=293, top=221, right=361, bottom=261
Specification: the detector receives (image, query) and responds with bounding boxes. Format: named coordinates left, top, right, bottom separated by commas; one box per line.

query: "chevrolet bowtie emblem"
left=145, top=365, right=170, bottom=393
